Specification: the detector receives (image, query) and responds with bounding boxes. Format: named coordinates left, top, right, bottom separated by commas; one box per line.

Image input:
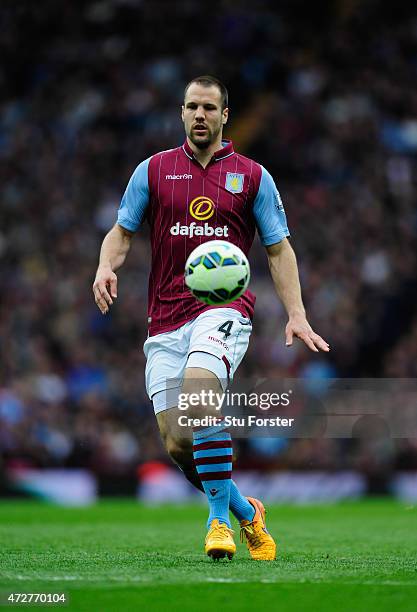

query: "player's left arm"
left=253, top=165, right=329, bottom=353
left=266, top=239, right=329, bottom=353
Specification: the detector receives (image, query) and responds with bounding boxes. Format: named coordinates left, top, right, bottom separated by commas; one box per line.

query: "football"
left=184, top=240, right=250, bottom=305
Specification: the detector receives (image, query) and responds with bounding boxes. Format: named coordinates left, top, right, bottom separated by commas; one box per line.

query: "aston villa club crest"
left=225, top=172, right=244, bottom=194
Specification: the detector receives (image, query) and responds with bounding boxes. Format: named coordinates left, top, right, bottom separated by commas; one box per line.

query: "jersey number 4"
left=218, top=320, right=233, bottom=339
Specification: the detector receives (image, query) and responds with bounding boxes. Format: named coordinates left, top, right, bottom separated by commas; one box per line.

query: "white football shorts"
left=143, top=308, right=252, bottom=414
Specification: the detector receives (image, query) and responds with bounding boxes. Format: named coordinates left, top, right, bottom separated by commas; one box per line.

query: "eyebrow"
left=185, top=102, right=218, bottom=109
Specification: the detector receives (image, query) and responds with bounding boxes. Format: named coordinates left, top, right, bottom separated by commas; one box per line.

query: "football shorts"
left=143, top=308, right=252, bottom=414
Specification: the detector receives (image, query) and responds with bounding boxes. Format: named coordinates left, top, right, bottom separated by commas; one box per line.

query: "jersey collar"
left=182, top=139, right=235, bottom=163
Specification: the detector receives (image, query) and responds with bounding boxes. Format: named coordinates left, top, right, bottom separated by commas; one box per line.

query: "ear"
left=222, top=107, right=229, bottom=125
left=181, top=105, right=185, bottom=122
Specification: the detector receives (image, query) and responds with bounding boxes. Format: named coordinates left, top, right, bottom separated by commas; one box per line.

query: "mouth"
left=193, top=125, right=208, bottom=135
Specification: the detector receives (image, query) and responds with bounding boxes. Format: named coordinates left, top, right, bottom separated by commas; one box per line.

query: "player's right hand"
left=92, top=265, right=118, bottom=314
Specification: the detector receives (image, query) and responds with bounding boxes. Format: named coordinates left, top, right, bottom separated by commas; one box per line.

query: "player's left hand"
left=285, top=314, right=330, bottom=353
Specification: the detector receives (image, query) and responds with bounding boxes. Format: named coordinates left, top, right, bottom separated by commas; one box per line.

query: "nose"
left=195, top=105, right=205, bottom=121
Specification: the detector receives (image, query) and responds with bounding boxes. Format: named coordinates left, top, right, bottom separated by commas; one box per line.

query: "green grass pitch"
left=0, top=499, right=416, bottom=611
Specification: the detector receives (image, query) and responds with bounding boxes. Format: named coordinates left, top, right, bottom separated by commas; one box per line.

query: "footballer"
left=93, top=76, right=329, bottom=561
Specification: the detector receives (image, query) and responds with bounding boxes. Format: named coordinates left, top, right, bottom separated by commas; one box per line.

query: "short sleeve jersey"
left=117, top=140, right=289, bottom=336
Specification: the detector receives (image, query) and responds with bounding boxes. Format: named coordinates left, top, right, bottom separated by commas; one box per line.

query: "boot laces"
left=209, top=522, right=234, bottom=542
left=240, top=521, right=262, bottom=548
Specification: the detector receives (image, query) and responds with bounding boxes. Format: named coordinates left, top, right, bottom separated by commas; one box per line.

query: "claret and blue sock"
left=192, top=419, right=255, bottom=527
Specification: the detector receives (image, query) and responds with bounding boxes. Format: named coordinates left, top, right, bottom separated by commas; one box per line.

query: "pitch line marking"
left=2, top=575, right=417, bottom=587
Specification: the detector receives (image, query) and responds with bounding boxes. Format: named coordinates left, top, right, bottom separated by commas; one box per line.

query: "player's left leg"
left=156, top=386, right=276, bottom=561
left=157, top=406, right=253, bottom=524
left=185, top=308, right=276, bottom=560
left=147, top=309, right=256, bottom=524
left=181, top=366, right=236, bottom=559
left=185, top=309, right=259, bottom=526
left=145, top=309, right=276, bottom=559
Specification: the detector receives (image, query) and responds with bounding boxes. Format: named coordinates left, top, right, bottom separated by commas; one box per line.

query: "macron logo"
left=166, top=174, right=193, bottom=180
left=208, top=336, right=229, bottom=350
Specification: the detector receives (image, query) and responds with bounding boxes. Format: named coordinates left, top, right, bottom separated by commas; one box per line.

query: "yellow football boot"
left=240, top=497, right=276, bottom=560
left=205, top=519, right=236, bottom=560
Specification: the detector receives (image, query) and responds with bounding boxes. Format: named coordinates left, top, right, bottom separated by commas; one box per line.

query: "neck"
left=187, top=135, right=223, bottom=168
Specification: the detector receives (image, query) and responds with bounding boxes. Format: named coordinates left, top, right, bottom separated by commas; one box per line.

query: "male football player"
left=93, top=76, right=329, bottom=561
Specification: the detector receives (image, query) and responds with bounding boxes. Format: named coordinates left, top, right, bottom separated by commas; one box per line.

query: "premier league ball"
left=184, top=240, right=250, bottom=305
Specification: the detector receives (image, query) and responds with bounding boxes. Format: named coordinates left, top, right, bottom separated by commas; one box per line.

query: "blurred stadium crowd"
left=1, top=1, right=417, bottom=488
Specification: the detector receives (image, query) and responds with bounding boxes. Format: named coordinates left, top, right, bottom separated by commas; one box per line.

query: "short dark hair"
left=184, top=75, right=228, bottom=110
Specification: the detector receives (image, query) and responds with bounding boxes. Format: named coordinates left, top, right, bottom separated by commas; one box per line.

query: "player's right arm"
left=92, top=157, right=151, bottom=314
left=93, top=224, right=134, bottom=314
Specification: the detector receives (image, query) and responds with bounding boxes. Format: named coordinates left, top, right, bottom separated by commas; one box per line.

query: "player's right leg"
left=144, top=323, right=204, bottom=492
left=156, top=403, right=203, bottom=492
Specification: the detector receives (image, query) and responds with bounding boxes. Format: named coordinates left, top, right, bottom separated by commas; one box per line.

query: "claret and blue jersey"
left=117, top=139, right=290, bottom=336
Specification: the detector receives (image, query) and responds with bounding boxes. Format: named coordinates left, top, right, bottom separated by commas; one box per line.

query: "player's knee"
left=165, top=435, right=192, bottom=466
left=182, top=368, right=223, bottom=418
left=183, top=367, right=221, bottom=392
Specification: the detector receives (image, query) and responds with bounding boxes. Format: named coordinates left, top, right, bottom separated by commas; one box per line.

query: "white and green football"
left=184, top=240, right=250, bottom=305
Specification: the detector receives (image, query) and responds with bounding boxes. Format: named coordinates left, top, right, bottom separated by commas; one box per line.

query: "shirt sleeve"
left=117, top=157, right=151, bottom=232
left=253, top=166, right=290, bottom=246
